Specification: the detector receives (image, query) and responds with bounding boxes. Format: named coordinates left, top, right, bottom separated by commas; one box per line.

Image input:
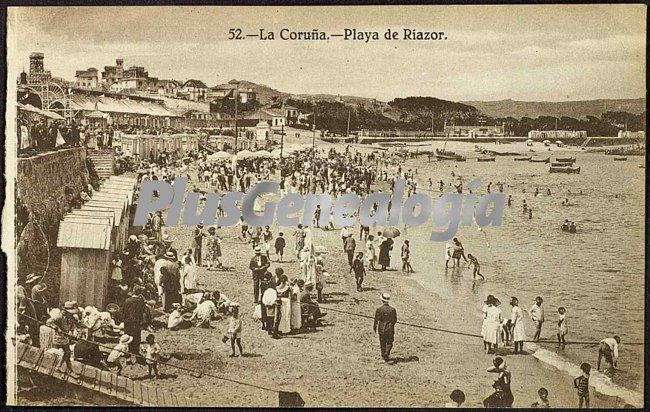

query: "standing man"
left=160, top=252, right=181, bottom=312
left=344, top=235, right=356, bottom=267
left=122, top=287, right=147, bottom=360
left=350, top=252, right=366, bottom=292
left=529, top=296, right=545, bottom=342
left=249, top=247, right=270, bottom=304
left=597, top=335, right=621, bottom=371
left=193, top=223, right=205, bottom=266
left=151, top=211, right=164, bottom=242
left=373, top=293, right=397, bottom=363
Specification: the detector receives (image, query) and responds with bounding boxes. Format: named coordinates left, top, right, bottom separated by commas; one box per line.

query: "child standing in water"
left=574, top=363, right=591, bottom=408
left=557, top=307, right=567, bottom=349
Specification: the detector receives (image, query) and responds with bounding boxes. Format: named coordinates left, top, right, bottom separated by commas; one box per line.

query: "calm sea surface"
left=405, top=151, right=645, bottom=394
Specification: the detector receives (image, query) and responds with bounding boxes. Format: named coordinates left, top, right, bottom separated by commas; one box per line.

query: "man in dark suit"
left=249, top=247, right=270, bottom=303
left=122, top=286, right=147, bottom=357
left=373, top=293, right=398, bottom=363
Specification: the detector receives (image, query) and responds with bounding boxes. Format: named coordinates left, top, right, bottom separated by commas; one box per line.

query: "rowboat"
left=435, top=149, right=466, bottom=162
left=551, top=162, right=574, bottom=167
left=555, top=157, right=576, bottom=163
left=477, top=157, right=496, bottom=162
left=514, top=156, right=532, bottom=161
left=529, top=157, right=550, bottom=163
left=549, top=166, right=580, bottom=174
left=613, top=157, right=628, bottom=161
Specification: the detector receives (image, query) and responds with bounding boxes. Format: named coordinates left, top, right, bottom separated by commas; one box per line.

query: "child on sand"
left=557, top=307, right=567, bottom=349
left=530, top=387, right=550, bottom=408
left=145, top=333, right=161, bottom=379
left=274, top=232, right=286, bottom=262
left=106, top=334, right=132, bottom=376
left=445, top=389, right=465, bottom=408
left=227, top=304, right=243, bottom=357
left=467, top=254, right=485, bottom=280
left=574, top=362, right=591, bottom=408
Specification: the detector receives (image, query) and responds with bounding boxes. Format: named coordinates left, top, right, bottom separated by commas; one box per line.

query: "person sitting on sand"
left=561, top=219, right=570, bottom=231
left=486, top=357, right=514, bottom=407
left=445, top=389, right=465, bottom=408
left=530, top=387, right=550, bottom=408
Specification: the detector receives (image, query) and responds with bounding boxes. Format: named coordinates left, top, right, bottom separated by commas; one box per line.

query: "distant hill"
left=462, top=98, right=646, bottom=119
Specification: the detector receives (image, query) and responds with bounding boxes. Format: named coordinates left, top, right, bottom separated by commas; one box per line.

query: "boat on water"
left=477, top=157, right=496, bottom=162
left=514, top=156, right=532, bottom=161
left=555, top=157, right=576, bottom=163
left=549, top=166, right=581, bottom=174
left=613, top=157, right=628, bottom=161
left=529, top=157, right=550, bottom=163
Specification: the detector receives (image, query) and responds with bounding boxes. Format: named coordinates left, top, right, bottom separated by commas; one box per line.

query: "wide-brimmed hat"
left=304, top=281, right=314, bottom=288
left=164, top=251, right=176, bottom=259
left=49, top=308, right=62, bottom=320
left=119, top=334, right=134, bottom=344
left=380, top=293, right=391, bottom=303
left=162, top=233, right=171, bottom=242
left=484, top=294, right=495, bottom=304
left=172, top=303, right=182, bottom=309
left=33, top=282, right=47, bottom=293
left=254, top=247, right=261, bottom=253
left=25, top=273, right=42, bottom=284
left=63, top=301, right=80, bottom=314
left=197, top=223, right=204, bottom=228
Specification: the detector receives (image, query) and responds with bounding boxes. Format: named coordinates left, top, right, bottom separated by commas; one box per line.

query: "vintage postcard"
left=4, top=4, right=646, bottom=408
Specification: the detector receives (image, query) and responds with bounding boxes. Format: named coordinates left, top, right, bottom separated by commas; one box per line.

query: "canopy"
left=85, top=110, right=108, bottom=119
left=236, top=149, right=254, bottom=159
left=18, top=103, right=65, bottom=120
left=555, top=140, right=564, bottom=144
left=542, top=140, right=551, bottom=143
left=253, top=150, right=272, bottom=158
left=269, top=148, right=282, bottom=159
left=207, top=151, right=232, bottom=161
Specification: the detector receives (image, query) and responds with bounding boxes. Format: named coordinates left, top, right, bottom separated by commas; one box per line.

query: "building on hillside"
left=75, top=68, right=99, bottom=89
left=155, top=79, right=182, bottom=98
left=207, top=84, right=257, bottom=103
left=444, top=124, right=506, bottom=137
left=180, top=79, right=208, bottom=101
left=101, top=59, right=125, bottom=86
left=283, top=105, right=300, bottom=125
left=528, top=130, right=587, bottom=140
left=245, top=108, right=287, bottom=129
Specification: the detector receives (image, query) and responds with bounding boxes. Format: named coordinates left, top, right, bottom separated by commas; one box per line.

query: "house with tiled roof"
left=180, top=79, right=208, bottom=102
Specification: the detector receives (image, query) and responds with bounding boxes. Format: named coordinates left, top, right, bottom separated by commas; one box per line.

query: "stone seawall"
left=16, top=148, right=90, bottom=299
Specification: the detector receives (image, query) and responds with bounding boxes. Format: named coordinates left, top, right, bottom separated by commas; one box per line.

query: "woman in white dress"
left=290, top=281, right=302, bottom=331
left=509, top=297, right=526, bottom=354
left=365, top=235, right=376, bottom=271
left=481, top=295, right=494, bottom=352
left=276, top=279, right=292, bottom=334
left=484, top=296, right=502, bottom=354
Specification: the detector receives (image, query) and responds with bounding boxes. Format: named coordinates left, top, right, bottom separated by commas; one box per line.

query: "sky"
left=7, top=5, right=647, bottom=102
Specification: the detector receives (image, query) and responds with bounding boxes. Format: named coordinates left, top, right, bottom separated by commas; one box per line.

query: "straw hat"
left=49, top=308, right=62, bottom=320
left=25, top=273, right=41, bottom=284
left=380, top=293, right=391, bottom=303
left=33, top=283, right=47, bottom=294
left=164, top=251, right=176, bottom=259
left=119, top=334, right=134, bottom=344
left=484, top=295, right=495, bottom=304
left=304, top=281, right=314, bottom=288
left=254, top=247, right=261, bottom=254
left=63, top=301, right=80, bottom=314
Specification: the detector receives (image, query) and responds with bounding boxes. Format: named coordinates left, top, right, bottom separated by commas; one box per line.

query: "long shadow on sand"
left=389, top=355, right=419, bottom=364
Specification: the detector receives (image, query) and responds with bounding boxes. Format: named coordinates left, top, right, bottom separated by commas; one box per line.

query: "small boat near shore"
left=555, top=156, right=576, bottom=163
left=613, top=157, right=628, bottom=161
left=549, top=166, right=581, bottom=174
left=435, top=149, right=466, bottom=162
left=514, top=156, right=532, bottom=161
left=477, top=156, right=495, bottom=162
left=529, top=157, right=550, bottom=163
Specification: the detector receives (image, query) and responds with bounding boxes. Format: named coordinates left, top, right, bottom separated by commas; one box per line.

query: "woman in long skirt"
left=378, top=236, right=393, bottom=270
left=484, top=296, right=502, bottom=354
left=365, top=235, right=376, bottom=271
left=509, top=297, right=526, bottom=354
left=290, top=282, right=302, bottom=331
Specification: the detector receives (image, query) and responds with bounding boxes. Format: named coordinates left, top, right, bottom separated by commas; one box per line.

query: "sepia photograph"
left=3, top=4, right=647, bottom=408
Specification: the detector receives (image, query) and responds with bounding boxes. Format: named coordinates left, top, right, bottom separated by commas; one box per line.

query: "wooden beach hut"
left=57, top=215, right=113, bottom=309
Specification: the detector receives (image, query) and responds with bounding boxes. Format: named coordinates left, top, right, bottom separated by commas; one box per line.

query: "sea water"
left=404, top=152, right=644, bottom=404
